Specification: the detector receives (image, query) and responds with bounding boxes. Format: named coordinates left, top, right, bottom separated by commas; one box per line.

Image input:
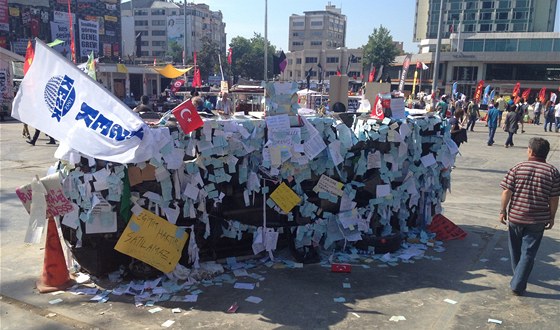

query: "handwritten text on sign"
left=15, top=173, right=74, bottom=218
left=114, top=209, right=188, bottom=273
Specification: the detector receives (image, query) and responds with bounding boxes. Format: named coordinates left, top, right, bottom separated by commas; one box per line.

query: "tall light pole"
left=183, top=0, right=187, bottom=67
left=264, top=0, right=268, bottom=81
left=431, top=0, right=444, bottom=99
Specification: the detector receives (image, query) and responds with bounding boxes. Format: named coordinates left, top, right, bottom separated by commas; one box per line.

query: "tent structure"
left=153, top=64, right=193, bottom=79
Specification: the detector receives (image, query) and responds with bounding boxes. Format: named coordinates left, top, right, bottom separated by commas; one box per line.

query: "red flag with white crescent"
left=172, top=99, right=203, bottom=134
left=170, top=79, right=185, bottom=93
left=371, top=95, right=385, bottom=120
left=512, top=82, right=521, bottom=97
left=368, top=67, right=376, bottom=83
left=227, top=48, right=232, bottom=65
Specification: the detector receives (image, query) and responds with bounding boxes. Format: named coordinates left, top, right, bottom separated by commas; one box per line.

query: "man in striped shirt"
left=499, top=137, right=560, bottom=296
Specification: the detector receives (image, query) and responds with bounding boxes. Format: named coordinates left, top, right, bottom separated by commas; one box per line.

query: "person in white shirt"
left=216, top=92, right=233, bottom=115
left=554, top=102, right=560, bottom=133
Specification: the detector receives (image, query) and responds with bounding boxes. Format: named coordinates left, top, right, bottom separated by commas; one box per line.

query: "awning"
left=154, top=64, right=193, bottom=79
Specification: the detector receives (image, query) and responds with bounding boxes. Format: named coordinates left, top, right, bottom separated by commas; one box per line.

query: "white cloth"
left=12, top=39, right=157, bottom=164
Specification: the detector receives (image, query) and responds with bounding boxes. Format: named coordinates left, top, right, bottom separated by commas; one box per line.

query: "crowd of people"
left=432, top=92, right=560, bottom=150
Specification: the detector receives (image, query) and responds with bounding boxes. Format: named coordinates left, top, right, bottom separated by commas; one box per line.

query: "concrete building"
left=1, top=0, right=122, bottom=63
left=414, top=0, right=557, bottom=44
left=282, top=4, right=362, bottom=84
left=288, top=3, right=347, bottom=52
left=388, top=0, right=560, bottom=99
left=121, top=1, right=226, bottom=64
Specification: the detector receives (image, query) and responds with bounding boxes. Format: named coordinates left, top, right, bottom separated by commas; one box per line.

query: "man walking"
left=496, top=94, right=507, bottom=126
left=499, top=137, right=559, bottom=295
left=465, top=99, right=480, bottom=131
left=486, top=102, right=499, bottom=146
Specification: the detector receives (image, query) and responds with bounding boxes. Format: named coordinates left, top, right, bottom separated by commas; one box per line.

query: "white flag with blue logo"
left=12, top=39, right=156, bottom=164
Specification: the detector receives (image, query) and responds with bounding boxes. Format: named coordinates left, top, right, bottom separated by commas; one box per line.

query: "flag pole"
left=67, top=0, right=76, bottom=63
left=431, top=0, right=444, bottom=99
left=264, top=0, right=268, bottom=82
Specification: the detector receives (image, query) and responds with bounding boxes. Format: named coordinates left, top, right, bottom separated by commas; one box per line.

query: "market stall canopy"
left=154, top=64, right=193, bottom=79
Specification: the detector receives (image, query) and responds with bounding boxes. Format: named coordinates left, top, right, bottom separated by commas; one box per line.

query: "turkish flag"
left=172, top=99, right=204, bottom=134
left=23, top=40, right=34, bottom=76
left=227, top=48, right=232, bottom=65
left=170, top=79, right=185, bottom=93
left=371, top=95, right=385, bottom=120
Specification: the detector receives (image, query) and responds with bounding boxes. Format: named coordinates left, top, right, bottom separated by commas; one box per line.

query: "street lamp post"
left=264, top=0, right=268, bottom=81
left=431, top=0, right=444, bottom=100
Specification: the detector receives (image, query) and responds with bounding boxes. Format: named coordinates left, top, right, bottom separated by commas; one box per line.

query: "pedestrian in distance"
left=133, top=95, right=153, bottom=113
left=449, top=108, right=467, bottom=149
left=499, top=137, right=559, bottom=296
left=532, top=99, right=542, bottom=125
left=517, top=98, right=529, bottom=133
left=27, top=129, right=56, bottom=146
left=503, top=104, right=519, bottom=148
left=486, top=102, right=500, bottom=146
left=554, top=101, right=560, bottom=133
left=465, top=99, right=480, bottom=131
left=496, top=94, right=507, bottom=127
left=543, top=100, right=555, bottom=132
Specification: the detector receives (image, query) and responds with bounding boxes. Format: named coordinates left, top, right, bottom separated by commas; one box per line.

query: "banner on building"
left=53, top=10, right=75, bottom=24
left=78, top=19, right=99, bottom=57
left=0, top=58, right=12, bottom=106
left=50, top=21, right=72, bottom=60
left=12, top=39, right=158, bottom=164
left=167, top=16, right=185, bottom=46
left=0, top=0, right=9, bottom=32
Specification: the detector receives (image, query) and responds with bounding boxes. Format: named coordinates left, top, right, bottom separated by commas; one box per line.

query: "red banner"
left=538, top=87, right=546, bottom=102
left=521, top=88, right=531, bottom=101
left=398, top=54, right=412, bottom=92
left=512, top=82, right=520, bottom=97
left=473, top=80, right=484, bottom=103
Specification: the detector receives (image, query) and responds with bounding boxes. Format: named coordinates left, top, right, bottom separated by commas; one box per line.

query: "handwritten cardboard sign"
left=15, top=173, right=74, bottom=218
left=114, top=209, right=188, bottom=273
left=270, top=182, right=301, bottom=213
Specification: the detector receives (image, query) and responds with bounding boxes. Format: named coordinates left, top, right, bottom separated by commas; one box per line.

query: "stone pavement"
left=0, top=118, right=558, bottom=329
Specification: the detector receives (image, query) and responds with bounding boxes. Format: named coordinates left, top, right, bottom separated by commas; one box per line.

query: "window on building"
left=452, top=66, right=478, bottom=81
left=482, top=1, right=494, bottom=9
left=450, top=2, right=461, bottom=10
left=288, top=59, right=293, bottom=65
left=450, top=13, right=460, bottom=20
left=479, top=24, right=491, bottom=32
left=465, top=12, right=477, bottom=20
left=553, top=39, right=560, bottom=52
left=497, top=12, right=509, bottom=20
left=296, top=58, right=302, bottom=64
left=292, top=21, right=304, bottom=28
left=512, top=22, right=527, bottom=31
left=152, top=20, right=166, bottom=26
left=152, top=41, right=166, bottom=47
left=463, top=39, right=483, bottom=51
left=151, top=9, right=165, bottom=15
left=153, top=51, right=166, bottom=56
left=326, top=57, right=339, bottom=63
left=310, top=21, right=323, bottom=28
left=292, top=32, right=301, bottom=37
left=465, top=2, right=477, bottom=9
left=310, top=41, right=322, bottom=46
left=134, top=9, right=148, bottom=16
left=305, top=57, right=318, bottom=63
left=515, top=0, right=528, bottom=7
left=514, top=11, right=528, bottom=19
left=498, top=0, right=511, bottom=9
left=481, top=12, right=492, bottom=20
left=152, top=30, right=166, bottom=36
left=135, top=20, right=149, bottom=26
left=496, top=23, right=509, bottom=32
left=464, top=24, right=475, bottom=32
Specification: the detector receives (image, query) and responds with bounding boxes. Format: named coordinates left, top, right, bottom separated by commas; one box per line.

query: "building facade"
left=121, top=0, right=226, bottom=64
left=288, top=3, right=346, bottom=52
left=414, top=0, right=557, bottom=42
left=1, top=0, right=122, bottom=63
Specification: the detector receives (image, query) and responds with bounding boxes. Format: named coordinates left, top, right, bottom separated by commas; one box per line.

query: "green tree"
left=362, top=25, right=400, bottom=73
left=229, top=33, right=276, bottom=81
left=166, top=40, right=183, bottom=64
left=197, top=36, right=221, bottom=80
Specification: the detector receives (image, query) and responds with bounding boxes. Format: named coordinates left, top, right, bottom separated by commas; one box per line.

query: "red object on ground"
left=331, top=263, right=352, bottom=273
left=427, top=214, right=467, bottom=241
left=36, top=217, right=74, bottom=293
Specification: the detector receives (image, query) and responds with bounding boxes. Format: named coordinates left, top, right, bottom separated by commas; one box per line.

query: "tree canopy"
left=361, top=25, right=400, bottom=71
left=229, top=33, right=277, bottom=81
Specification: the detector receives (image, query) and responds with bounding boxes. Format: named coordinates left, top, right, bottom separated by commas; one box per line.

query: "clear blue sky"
left=125, top=0, right=560, bottom=53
